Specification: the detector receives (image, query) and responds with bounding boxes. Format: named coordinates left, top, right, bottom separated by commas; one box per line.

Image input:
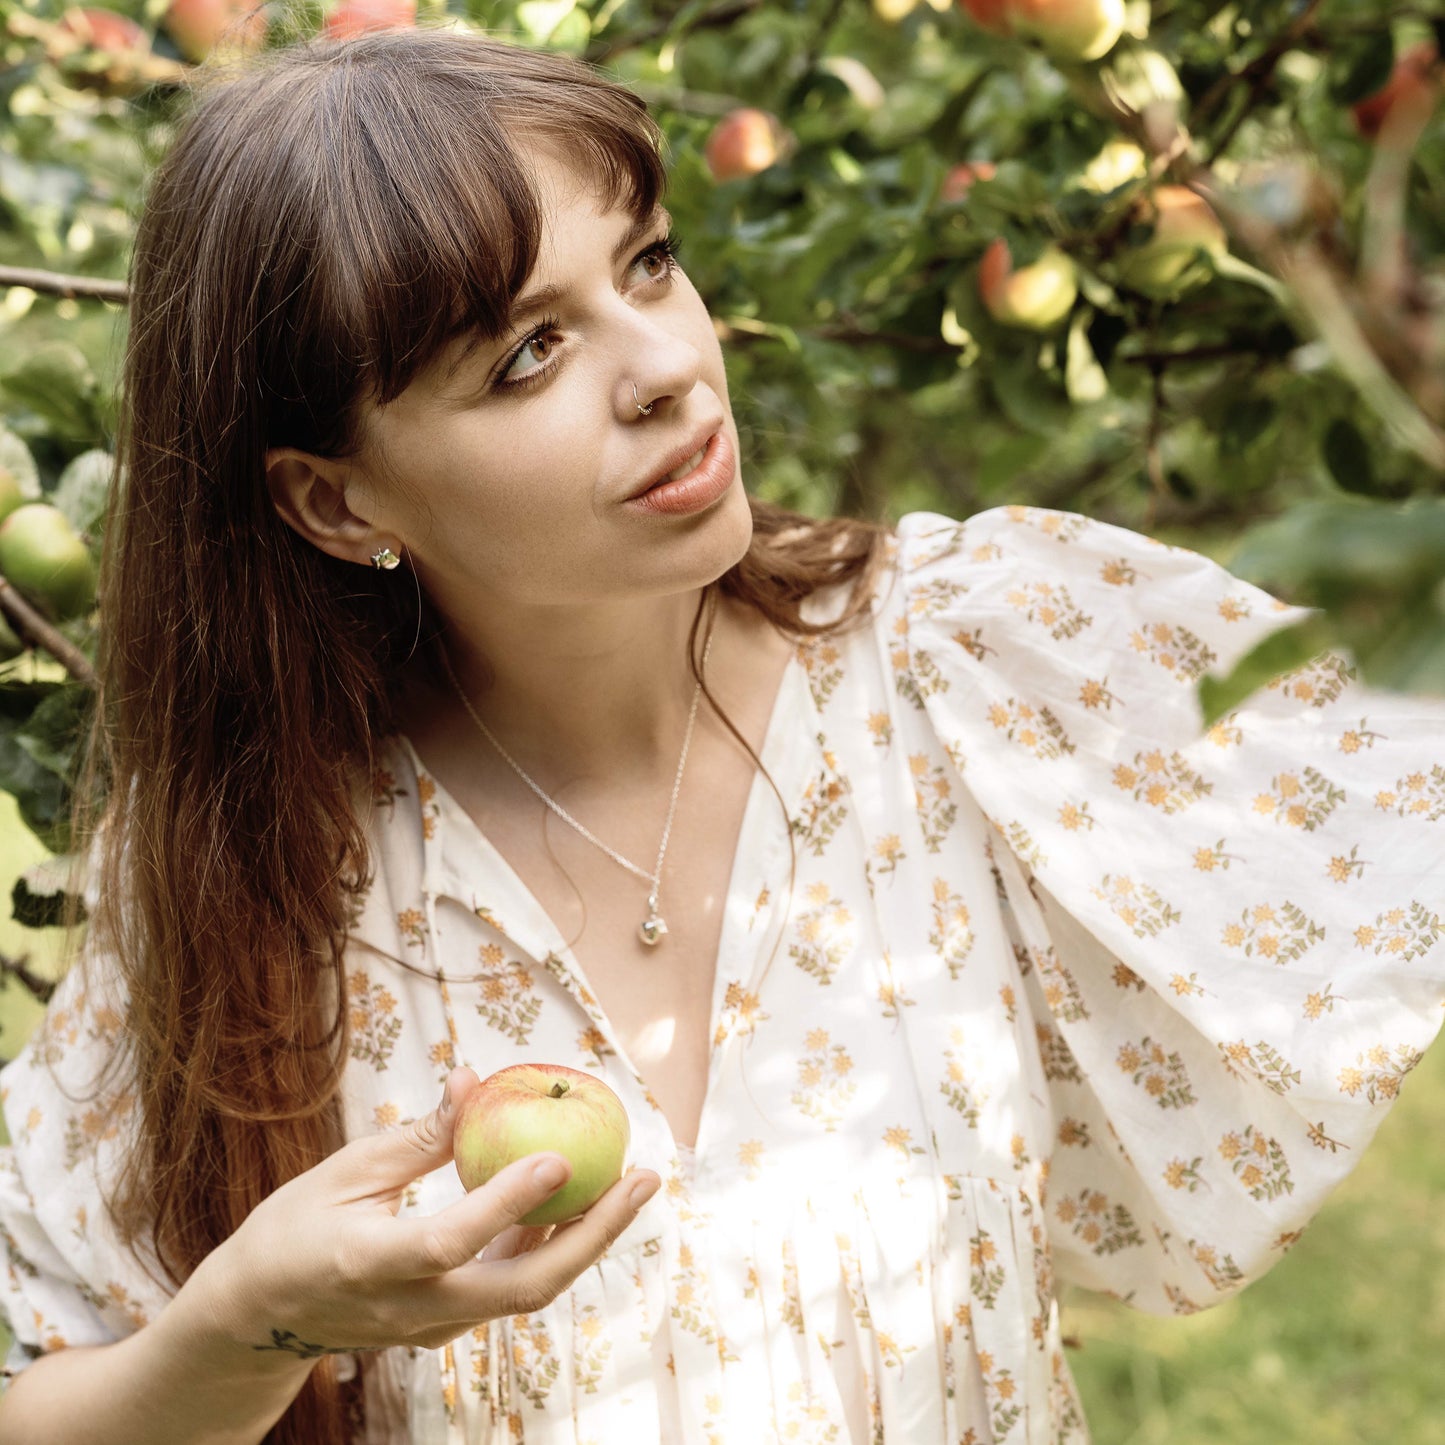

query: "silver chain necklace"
left=440, top=619, right=715, bottom=948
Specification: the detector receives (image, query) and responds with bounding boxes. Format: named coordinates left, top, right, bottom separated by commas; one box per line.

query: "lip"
left=625, top=428, right=736, bottom=517
left=628, top=421, right=728, bottom=500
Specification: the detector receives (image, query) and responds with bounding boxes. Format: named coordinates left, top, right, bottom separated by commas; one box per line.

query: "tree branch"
left=0, top=577, right=97, bottom=685
left=0, top=264, right=127, bottom=304
left=585, top=0, right=766, bottom=63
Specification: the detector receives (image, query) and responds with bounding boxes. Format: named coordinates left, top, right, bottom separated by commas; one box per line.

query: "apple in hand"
left=454, top=1064, right=630, bottom=1228
left=978, top=238, right=1078, bottom=331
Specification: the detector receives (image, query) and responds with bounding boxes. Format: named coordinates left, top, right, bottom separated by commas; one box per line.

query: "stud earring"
left=371, top=545, right=401, bottom=571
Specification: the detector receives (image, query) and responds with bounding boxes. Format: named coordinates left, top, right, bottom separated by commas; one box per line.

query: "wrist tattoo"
left=253, top=1328, right=381, bottom=1359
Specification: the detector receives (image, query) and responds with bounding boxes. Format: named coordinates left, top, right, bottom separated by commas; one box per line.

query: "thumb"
left=332, top=1065, right=481, bottom=1190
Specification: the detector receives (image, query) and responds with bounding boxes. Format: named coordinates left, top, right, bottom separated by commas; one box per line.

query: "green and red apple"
left=957, top=0, right=1013, bottom=36
left=162, top=0, right=266, bottom=62
left=1116, top=185, right=1227, bottom=300
left=57, top=8, right=150, bottom=53
left=454, top=1064, right=631, bottom=1228
left=0, top=502, right=97, bottom=621
left=978, top=237, right=1078, bottom=330
left=959, top=0, right=1126, bottom=60
left=704, top=108, right=786, bottom=182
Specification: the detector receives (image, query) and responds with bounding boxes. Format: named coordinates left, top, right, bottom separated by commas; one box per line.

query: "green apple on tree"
left=0, top=502, right=97, bottom=621
left=0, top=467, right=27, bottom=527
left=1011, top=0, right=1126, bottom=61
left=453, top=1064, right=631, bottom=1228
left=978, top=237, right=1078, bottom=331
left=1116, top=185, right=1227, bottom=300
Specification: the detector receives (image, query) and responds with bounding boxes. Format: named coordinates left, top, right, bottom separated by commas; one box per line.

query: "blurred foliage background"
left=0, top=0, right=1442, bottom=1435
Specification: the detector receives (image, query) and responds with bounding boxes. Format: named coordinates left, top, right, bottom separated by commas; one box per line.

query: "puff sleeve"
left=0, top=949, right=169, bottom=1384
left=899, top=505, right=1445, bottom=1315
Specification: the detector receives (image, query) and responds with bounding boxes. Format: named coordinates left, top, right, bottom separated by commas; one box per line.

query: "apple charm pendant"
left=638, top=895, right=667, bottom=947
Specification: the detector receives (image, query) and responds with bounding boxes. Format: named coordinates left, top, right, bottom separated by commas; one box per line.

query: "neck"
left=425, top=589, right=714, bottom=787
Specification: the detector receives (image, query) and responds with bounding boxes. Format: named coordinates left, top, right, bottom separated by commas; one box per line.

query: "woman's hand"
left=191, top=1066, right=661, bottom=1362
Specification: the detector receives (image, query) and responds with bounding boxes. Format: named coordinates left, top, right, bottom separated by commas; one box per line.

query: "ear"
left=265, top=447, right=393, bottom=567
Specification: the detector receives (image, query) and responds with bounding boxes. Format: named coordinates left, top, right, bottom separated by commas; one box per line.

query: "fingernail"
left=533, top=1158, right=568, bottom=1191
left=438, top=1079, right=452, bottom=1118
left=628, top=1175, right=660, bottom=1210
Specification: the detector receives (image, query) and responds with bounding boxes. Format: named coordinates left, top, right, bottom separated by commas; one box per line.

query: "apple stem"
left=549, top=1081, right=570, bottom=1098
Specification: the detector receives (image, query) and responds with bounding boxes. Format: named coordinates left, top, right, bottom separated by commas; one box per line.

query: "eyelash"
left=495, top=231, right=685, bottom=394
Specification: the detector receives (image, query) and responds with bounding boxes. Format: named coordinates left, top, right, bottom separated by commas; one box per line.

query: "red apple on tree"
left=957, top=0, right=1013, bottom=37
left=978, top=237, right=1078, bottom=330
left=453, top=1064, right=631, bottom=1228
left=57, top=8, right=150, bottom=53
left=162, top=0, right=266, bottom=62
left=939, top=159, right=996, bottom=204
left=1011, top=0, right=1126, bottom=62
left=704, top=108, right=786, bottom=182
left=1350, top=40, right=1440, bottom=141
left=323, top=0, right=417, bottom=41
left=1116, top=184, right=1227, bottom=300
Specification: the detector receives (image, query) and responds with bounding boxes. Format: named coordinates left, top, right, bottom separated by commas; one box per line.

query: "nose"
left=616, top=309, right=702, bottom=421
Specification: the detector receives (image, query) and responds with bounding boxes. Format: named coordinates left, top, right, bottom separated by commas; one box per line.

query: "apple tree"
left=0, top=0, right=1442, bottom=1032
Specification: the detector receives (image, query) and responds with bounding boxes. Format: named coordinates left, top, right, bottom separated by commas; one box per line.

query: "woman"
left=1, top=26, right=1441, bottom=1445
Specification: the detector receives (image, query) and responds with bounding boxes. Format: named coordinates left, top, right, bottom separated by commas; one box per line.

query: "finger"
left=326, top=1066, right=482, bottom=1196
left=479, top=1222, right=554, bottom=1264
left=384, top=1151, right=574, bottom=1279
left=441, top=1169, right=660, bottom=1318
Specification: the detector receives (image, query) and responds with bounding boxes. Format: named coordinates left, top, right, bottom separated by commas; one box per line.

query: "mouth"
left=624, top=428, right=737, bottom=518
left=628, top=422, right=725, bottom=500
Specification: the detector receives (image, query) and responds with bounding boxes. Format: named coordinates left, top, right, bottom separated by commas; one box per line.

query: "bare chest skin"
left=406, top=615, right=796, bottom=1150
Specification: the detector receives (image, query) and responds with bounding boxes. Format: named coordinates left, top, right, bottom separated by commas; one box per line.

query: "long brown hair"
left=80, top=27, right=888, bottom=1443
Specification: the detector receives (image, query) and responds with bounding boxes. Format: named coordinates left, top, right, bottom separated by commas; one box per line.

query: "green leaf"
left=1327, top=31, right=1395, bottom=106
left=0, top=427, right=40, bottom=499
left=1321, top=418, right=1375, bottom=495
left=1065, top=311, right=1108, bottom=403
left=1197, top=616, right=1338, bottom=726
left=50, top=449, right=114, bottom=540
left=0, top=343, right=103, bottom=446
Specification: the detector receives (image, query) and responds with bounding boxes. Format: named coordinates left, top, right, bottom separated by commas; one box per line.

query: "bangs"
left=164, top=29, right=668, bottom=456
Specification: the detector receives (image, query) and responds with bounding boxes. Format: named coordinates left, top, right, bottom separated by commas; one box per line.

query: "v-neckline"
left=393, top=643, right=819, bottom=1162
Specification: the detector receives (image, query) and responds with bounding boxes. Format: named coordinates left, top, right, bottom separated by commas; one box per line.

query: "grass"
left=1, top=793, right=1442, bottom=1437
left=1062, top=1034, right=1445, bottom=1445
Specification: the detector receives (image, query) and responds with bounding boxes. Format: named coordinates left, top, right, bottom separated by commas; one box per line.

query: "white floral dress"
left=3, top=506, right=1444, bottom=1445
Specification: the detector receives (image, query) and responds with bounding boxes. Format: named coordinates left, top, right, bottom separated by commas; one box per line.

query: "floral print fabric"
left=2, top=505, right=1443, bottom=1444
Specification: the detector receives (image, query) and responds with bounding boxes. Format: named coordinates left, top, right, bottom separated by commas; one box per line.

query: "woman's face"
left=349, top=144, right=752, bottom=623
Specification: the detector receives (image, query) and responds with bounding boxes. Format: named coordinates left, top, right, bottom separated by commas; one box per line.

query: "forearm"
left=0, top=1267, right=318, bottom=1445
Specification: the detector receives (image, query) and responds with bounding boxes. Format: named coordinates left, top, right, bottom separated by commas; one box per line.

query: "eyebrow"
left=504, top=204, right=671, bottom=330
